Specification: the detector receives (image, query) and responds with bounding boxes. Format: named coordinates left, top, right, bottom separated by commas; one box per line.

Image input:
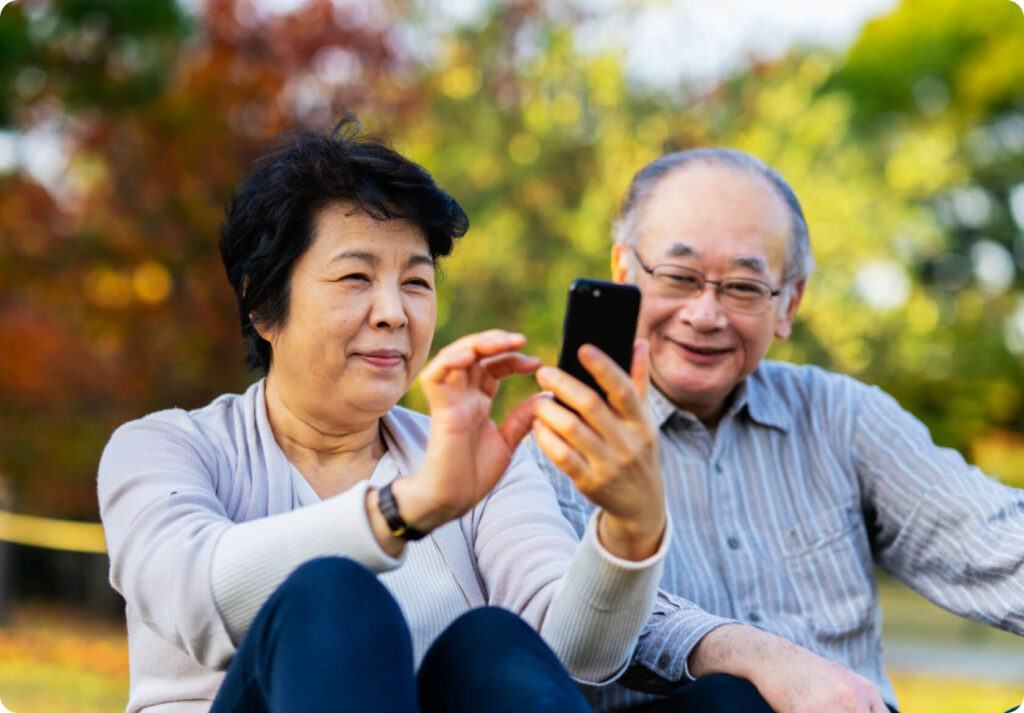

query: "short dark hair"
left=219, top=114, right=469, bottom=372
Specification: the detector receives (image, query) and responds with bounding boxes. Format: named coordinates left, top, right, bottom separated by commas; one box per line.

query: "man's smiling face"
left=613, top=161, right=803, bottom=425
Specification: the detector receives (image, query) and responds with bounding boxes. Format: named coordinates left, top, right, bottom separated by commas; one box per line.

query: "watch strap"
left=377, top=482, right=427, bottom=541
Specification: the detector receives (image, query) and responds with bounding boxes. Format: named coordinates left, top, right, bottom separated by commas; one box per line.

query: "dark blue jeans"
left=209, top=557, right=593, bottom=713
left=627, top=674, right=900, bottom=713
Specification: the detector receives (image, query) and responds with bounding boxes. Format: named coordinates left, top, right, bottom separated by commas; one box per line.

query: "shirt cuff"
left=636, top=610, right=740, bottom=683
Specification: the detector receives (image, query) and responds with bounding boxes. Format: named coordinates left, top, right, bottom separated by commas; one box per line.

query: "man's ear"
left=774, top=280, right=805, bottom=340
left=611, top=243, right=630, bottom=284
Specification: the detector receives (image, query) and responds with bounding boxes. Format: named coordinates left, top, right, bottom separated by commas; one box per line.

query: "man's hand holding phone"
left=533, top=339, right=666, bottom=562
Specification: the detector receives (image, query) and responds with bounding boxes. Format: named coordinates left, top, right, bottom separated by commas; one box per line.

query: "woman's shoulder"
left=104, top=381, right=265, bottom=464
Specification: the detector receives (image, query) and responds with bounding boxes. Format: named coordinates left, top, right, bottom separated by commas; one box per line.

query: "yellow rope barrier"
left=0, top=511, right=107, bottom=554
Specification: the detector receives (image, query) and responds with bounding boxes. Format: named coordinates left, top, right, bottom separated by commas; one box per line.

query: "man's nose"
left=679, top=286, right=728, bottom=330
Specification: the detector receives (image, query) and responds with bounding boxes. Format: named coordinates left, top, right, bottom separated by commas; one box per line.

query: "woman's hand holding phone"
left=533, top=339, right=666, bottom=562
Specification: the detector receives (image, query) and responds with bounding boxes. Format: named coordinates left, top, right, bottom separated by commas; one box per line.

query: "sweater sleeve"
left=210, top=479, right=401, bottom=644
left=472, top=447, right=669, bottom=685
left=98, top=415, right=400, bottom=671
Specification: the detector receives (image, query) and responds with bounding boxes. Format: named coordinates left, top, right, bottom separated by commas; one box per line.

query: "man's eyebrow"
left=664, top=242, right=697, bottom=259
left=662, top=242, right=770, bottom=274
left=731, top=256, right=769, bottom=274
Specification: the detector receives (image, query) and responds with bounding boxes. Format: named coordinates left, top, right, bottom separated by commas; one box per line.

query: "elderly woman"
left=98, top=118, right=668, bottom=713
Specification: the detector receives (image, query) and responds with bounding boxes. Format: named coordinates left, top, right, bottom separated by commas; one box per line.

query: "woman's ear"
left=250, top=312, right=276, bottom=343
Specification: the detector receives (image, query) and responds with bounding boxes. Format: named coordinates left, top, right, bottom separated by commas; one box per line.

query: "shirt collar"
left=646, top=362, right=792, bottom=433
left=743, top=363, right=793, bottom=432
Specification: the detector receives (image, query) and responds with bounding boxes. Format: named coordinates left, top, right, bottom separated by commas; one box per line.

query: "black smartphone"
left=556, top=278, right=641, bottom=402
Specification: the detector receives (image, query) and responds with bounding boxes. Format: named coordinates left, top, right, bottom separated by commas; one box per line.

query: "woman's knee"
left=423, top=606, right=555, bottom=677
left=419, top=607, right=588, bottom=713
left=431, top=606, right=534, bottom=652
left=266, top=557, right=405, bottom=634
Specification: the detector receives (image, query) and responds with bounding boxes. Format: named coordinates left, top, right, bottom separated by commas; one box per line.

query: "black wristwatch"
left=377, top=482, right=427, bottom=541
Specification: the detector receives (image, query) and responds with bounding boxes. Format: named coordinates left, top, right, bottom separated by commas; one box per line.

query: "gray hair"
left=612, top=148, right=814, bottom=286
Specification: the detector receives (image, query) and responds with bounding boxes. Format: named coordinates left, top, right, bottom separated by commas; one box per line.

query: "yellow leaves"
left=586, top=55, right=625, bottom=108
left=905, top=293, right=940, bottom=334
left=550, top=92, right=581, bottom=125
left=507, top=132, right=540, bottom=166
left=522, top=98, right=548, bottom=133
left=756, top=83, right=808, bottom=127
left=522, top=92, right=581, bottom=134
left=83, top=267, right=132, bottom=309
left=972, top=429, right=1024, bottom=487
left=885, top=124, right=965, bottom=196
left=791, top=93, right=852, bottom=151
left=466, top=152, right=501, bottom=189
left=440, top=64, right=482, bottom=100
left=447, top=207, right=527, bottom=286
left=636, top=116, right=668, bottom=151
left=84, top=262, right=172, bottom=308
left=66, top=151, right=108, bottom=196
left=955, top=33, right=1024, bottom=114
left=132, top=261, right=172, bottom=304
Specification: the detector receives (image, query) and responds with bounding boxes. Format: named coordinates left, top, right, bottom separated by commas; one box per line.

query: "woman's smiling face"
left=260, top=202, right=437, bottom=425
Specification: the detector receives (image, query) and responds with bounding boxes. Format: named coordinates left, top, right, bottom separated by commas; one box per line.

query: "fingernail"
left=537, top=366, right=555, bottom=381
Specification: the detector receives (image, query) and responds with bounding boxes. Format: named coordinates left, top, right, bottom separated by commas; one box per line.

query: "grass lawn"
left=0, top=604, right=128, bottom=713
left=0, top=592, right=1020, bottom=713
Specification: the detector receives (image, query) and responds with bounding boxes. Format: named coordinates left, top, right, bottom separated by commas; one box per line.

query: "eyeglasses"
left=631, top=248, right=783, bottom=315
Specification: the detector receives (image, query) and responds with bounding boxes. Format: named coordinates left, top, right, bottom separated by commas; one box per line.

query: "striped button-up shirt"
left=530, top=359, right=1024, bottom=712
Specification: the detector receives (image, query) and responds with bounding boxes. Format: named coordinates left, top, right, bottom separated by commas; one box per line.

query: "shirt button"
left=657, top=653, right=671, bottom=669
left=748, top=612, right=761, bottom=623
left=714, top=463, right=723, bottom=474
left=727, top=536, right=741, bottom=550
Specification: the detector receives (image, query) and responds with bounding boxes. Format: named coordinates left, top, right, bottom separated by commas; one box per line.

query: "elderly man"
left=530, top=148, right=1024, bottom=713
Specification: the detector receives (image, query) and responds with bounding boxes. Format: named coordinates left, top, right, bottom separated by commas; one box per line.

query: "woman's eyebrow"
left=327, top=251, right=434, bottom=269
left=407, top=254, right=435, bottom=269
left=329, top=249, right=378, bottom=265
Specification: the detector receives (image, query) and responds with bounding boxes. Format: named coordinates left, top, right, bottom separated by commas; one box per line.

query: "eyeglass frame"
left=629, top=247, right=785, bottom=315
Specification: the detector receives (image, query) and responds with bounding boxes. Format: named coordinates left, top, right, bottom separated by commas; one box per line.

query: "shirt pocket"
left=778, top=500, right=875, bottom=642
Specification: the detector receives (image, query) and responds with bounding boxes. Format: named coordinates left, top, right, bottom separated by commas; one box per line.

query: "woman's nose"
left=370, top=284, right=408, bottom=329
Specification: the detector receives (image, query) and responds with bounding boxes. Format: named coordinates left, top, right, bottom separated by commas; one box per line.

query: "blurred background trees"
left=1, top=0, right=1022, bottom=521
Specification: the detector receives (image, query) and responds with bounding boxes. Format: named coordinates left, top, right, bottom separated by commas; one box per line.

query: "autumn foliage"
left=1, top=0, right=1023, bottom=520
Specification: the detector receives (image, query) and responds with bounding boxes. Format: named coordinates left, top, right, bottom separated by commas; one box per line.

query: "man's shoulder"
left=752, top=360, right=869, bottom=403
left=745, top=360, right=887, bottom=435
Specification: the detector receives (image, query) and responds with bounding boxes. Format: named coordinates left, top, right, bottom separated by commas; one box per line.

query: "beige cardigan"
left=99, top=379, right=667, bottom=713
